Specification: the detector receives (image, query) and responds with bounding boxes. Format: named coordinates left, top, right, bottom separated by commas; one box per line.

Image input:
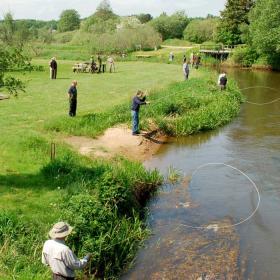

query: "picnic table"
left=72, top=62, right=91, bottom=73
left=0, top=94, right=9, bottom=101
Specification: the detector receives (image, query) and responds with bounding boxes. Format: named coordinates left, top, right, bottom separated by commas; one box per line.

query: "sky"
left=0, top=0, right=226, bottom=21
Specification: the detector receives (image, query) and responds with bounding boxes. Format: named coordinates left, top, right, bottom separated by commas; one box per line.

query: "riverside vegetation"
left=0, top=59, right=242, bottom=279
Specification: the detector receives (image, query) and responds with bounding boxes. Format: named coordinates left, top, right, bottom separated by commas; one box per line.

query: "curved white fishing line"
left=179, top=162, right=261, bottom=230
left=240, top=86, right=280, bottom=106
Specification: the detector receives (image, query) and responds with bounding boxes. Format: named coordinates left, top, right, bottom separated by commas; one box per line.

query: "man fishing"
left=131, top=90, right=150, bottom=135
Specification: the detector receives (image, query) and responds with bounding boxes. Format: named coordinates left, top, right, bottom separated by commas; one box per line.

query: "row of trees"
left=1, top=0, right=279, bottom=68
left=217, top=0, right=280, bottom=68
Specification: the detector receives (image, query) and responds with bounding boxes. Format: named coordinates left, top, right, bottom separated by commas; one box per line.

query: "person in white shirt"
left=217, top=72, right=228, bottom=90
left=107, top=56, right=115, bottom=73
left=183, top=61, right=190, bottom=80
left=42, top=222, right=91, bottom=280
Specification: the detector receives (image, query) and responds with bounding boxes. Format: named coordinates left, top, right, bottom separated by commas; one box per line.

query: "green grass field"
left=0, top=60, right=242, bottom=279
left=0, top=60, right=185, bottom=279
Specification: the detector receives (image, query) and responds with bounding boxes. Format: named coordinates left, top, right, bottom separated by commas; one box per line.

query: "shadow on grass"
left=0, top=159, right=108, bottom=192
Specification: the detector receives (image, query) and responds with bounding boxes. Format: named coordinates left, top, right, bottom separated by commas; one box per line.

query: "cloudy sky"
left=0, top=0, right=226, bottom=20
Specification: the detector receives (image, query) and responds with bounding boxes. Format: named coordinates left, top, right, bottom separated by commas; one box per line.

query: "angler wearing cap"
left=42, top=222, right=92, bottom=280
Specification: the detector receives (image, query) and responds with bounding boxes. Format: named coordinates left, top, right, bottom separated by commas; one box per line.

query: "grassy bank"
left=0, top=60, right=242, bottom=279
left=0, top=144, right=162, bottom=279
left=47, top=69, right=243, bottom=137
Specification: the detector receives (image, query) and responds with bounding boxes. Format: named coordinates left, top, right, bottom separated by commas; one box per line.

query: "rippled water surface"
left=123, top=69, right=280, bottom=280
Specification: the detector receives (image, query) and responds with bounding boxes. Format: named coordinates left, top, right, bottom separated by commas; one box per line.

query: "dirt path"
left=64, top=126, right=168, bottom=162
left=161, top=45, right=196, bottom=50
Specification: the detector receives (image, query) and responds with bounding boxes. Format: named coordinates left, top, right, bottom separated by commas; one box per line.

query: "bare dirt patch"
left=64, top=126, right=168, bottom=162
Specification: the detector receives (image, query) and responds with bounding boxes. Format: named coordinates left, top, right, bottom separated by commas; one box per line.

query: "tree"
left=217, top=0, right=254, bottom=45
left=0, top=13, right=16, bottom=45
left=82, top=0, right=118, bottom=32
left=58, top=9, right=80, bottom=32
left=94, top=0, right=117, bottom=21
left=150, top=11, right=189, bottom=40
left=184, top=18, right=219, bottom=43
left=0, top=45, right=32, bottom=95
left=136, top=14, right=153, bottom=24
left=249, top=0, right=280, bottom=68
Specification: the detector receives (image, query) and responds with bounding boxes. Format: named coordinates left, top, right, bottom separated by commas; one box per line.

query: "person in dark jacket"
left=97, top=55, right=102, bottom=73
left=49, top=57, right=57, bottom=79
left=131, top=90, right=149, bottom=135
left=68, top=80, right=78, bottom=117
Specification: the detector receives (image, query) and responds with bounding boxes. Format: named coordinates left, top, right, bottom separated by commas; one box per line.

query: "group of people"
left=90, top=55, right=115, bottom=74
left=181, top=53, right=201, bottom=80
left=190, top=52, right=201, bottom=69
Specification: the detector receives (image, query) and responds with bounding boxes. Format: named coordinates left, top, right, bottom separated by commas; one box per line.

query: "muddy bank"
left=64, top=126, right=168, bottom=162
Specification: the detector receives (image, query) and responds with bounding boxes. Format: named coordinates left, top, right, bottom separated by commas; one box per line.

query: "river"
left=122, top=69, right=280, bottom=279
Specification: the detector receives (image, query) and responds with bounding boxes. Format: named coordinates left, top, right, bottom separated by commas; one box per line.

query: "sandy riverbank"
left=64, top=126, right=168, bottom=162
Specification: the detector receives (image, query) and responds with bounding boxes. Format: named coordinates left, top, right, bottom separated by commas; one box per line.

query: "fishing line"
left=240, top=86, right=280, bottom=106
left=176, top=163, right=261, bottom=230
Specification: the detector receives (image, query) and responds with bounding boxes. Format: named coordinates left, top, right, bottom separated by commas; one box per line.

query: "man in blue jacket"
left=131, top=90, right=149, bottom=135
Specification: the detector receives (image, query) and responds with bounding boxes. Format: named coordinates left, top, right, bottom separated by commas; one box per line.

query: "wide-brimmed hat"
left=49, top=222, right=73, bottom=239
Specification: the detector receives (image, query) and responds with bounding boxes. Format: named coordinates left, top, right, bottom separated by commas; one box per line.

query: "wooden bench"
left=0, top=94, right=10, bottom=100
left=72, top=63, right=91, bottom=73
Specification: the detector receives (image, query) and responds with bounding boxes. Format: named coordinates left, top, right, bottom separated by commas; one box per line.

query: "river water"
left=123, top=69, right=280, bottom=280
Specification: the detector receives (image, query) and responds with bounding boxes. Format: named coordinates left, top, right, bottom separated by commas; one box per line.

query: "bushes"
left=47, top=155, right=162, bottom=278
left=0, top=149, right=162, bottom=279
left=71, top=26, right=162, bottom=54
left=231, top=46, right=258, bottom=67
left=184, top=18, right=219, bottom=44
left=149, top=11, right=189, bottom=40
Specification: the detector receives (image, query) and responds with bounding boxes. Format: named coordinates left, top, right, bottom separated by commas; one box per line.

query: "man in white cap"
left=42, top=222, right=91, bottom=280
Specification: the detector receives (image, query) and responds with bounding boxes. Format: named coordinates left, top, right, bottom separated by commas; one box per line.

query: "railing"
left=200, top=44, right=246, bottom=52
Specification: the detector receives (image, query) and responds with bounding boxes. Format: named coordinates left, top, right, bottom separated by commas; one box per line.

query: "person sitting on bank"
left=183, top=61, right=190, bottom=80
left=42, top=222, right=91, bottom=280
left=68, top=80, right=78, bottom=117
left=131, top=90, right=150, bottom=135
left=218, top=72, right=228, bottom=90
